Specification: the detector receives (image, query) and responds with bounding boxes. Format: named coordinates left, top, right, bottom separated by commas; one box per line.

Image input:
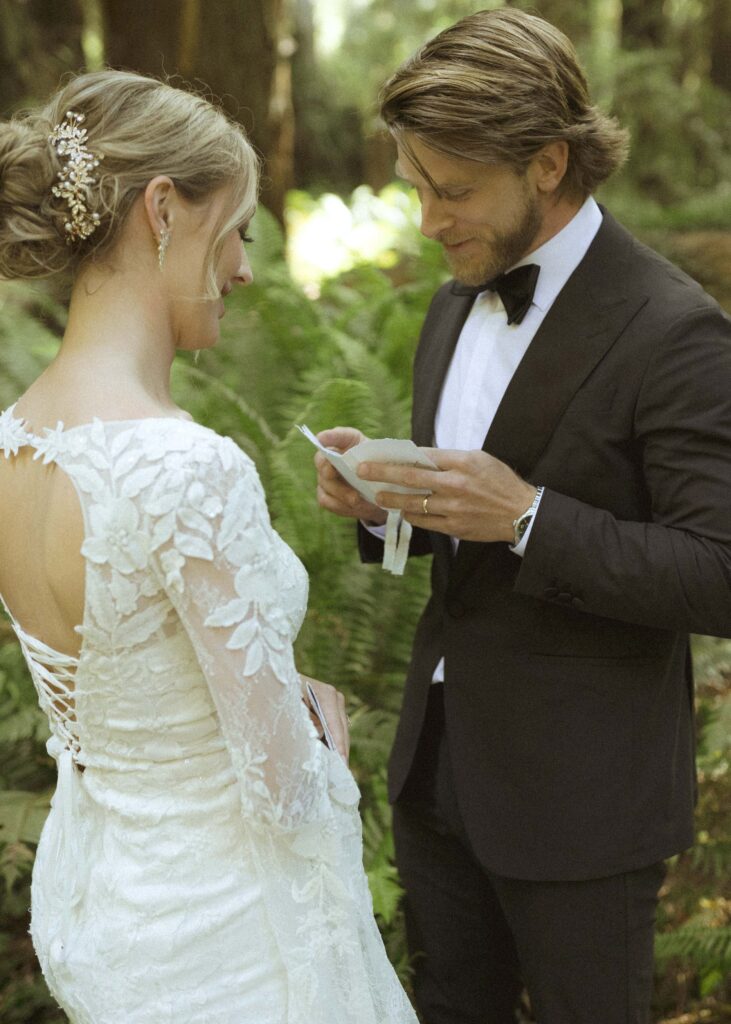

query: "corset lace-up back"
left=10, top=621, right=81, bottom=762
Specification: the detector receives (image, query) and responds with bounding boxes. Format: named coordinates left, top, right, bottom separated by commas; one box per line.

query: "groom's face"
left=395, top=133, right=544, bottom=284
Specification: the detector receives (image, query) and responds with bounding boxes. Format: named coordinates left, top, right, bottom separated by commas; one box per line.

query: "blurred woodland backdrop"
left=0, top=1, right=730, bottom=1022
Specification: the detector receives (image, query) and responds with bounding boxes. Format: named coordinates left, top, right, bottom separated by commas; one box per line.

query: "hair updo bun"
left=0, top=117, right=76, bottom=279
left=0, top=70, right=259, bottom=288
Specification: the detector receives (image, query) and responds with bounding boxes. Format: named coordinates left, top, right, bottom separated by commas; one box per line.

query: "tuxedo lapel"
left=451, top=212, right=649, bottom=582
left=411, top=287, right=475, bottom=572
left=412, top=288, right=474, bottom=447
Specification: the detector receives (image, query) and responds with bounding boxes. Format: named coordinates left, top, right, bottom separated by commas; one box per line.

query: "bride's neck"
left=50, top=264, right=178, bottom=413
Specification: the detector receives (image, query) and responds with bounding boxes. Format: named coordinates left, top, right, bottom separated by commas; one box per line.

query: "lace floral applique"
left=82, top=498, right=152, bottom=574
left=0, top=405, right=31, bottom=457
left=32, top=423, right=89, bottom=465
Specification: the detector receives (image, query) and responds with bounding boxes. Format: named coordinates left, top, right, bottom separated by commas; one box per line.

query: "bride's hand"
left=301, top=675, right=350, bottom=763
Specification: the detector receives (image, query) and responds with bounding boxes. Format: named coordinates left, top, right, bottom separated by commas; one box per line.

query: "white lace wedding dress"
left=0, top=405, right=417, bottom=1024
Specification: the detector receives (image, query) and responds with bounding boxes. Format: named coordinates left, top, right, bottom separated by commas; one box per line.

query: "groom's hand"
left=315, top=427, right=387, bottom=526
left=357, top=447, right=536, bottom=544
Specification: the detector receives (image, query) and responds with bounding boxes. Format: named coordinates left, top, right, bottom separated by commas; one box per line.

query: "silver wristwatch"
left=512, top=486, right=544, bottom=547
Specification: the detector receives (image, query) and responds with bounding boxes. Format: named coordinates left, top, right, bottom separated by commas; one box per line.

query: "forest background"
left=0, top=0, right=730, bottom=1021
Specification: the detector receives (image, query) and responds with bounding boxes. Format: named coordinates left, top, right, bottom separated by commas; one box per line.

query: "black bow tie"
left=451, top=263, right=540, bottom=325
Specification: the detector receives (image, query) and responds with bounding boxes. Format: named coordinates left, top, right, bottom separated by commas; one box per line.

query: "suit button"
left=557, top=591, right=573, bottom=603
left=571, top=596, right=586, bottom=610
left=447, top=599, right=467, bottom=619
left=544, top=587, right=559, bottom=598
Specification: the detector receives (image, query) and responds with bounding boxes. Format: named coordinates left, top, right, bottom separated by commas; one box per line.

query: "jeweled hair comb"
left=48, top=111, right=103, bottom=243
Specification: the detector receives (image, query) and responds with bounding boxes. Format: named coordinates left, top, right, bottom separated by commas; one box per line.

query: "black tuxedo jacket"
left=359, top=210, right=731, bottom=881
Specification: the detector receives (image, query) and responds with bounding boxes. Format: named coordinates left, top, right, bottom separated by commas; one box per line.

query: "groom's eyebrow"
left=394, top=161, right=471, bottom=193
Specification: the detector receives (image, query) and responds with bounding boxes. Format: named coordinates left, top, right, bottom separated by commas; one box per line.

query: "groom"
left=315, top=8, right=731, bottom=1023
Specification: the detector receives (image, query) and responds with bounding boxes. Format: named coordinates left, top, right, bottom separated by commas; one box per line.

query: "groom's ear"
left=529, top=141, right=570, bottom=195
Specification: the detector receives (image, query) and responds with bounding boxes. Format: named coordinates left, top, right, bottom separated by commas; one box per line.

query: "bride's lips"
left=217, top=283, right=231, bottom=319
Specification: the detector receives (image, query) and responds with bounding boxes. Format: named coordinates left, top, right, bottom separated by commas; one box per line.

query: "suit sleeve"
left=515, top=305, right=731, bottom=638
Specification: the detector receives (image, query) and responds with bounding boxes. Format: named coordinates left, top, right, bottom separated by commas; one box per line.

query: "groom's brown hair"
left=379, top=7, right=629, bottom=199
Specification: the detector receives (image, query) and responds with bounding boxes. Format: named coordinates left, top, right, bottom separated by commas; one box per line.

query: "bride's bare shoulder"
left=14, top=382, right=192, bottom=431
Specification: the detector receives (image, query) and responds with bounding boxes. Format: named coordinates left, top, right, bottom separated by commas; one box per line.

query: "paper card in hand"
left=298, top=425, right=439, bottom=576
left=297, top=425, right=438, bottom=503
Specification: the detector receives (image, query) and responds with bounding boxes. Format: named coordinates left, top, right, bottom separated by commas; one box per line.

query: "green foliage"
left=600, top=45, right=731, bottom=230
left=0, top=614, right=58, bottom=1020
left=0, top=283, right=62, bottom=409
left=653, top=637, right=731, bottom=1016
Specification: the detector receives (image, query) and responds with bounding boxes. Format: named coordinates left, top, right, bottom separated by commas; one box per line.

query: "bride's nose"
left=235, top=250, right=253, bottom=287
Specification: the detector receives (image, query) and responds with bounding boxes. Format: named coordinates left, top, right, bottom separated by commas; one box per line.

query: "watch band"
left=512, top=485, right=544, bottom=547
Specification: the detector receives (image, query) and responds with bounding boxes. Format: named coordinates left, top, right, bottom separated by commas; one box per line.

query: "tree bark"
left=708, top=0, right=731, bottom=92
left=621, top=0, right=664, bottom=49
left=97, top=0, right=181, bottom=73
left=0, top=0, right=85, bottom=115
left=98, top=0, right=293, bottom=222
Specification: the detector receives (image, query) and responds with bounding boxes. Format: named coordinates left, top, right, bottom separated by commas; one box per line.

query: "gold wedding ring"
left=423, top=496, right=430, bottom=515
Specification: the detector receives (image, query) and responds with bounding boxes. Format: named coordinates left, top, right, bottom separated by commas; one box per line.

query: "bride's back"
left=0, top=411, right=85, bottom=657
left=0, top=385, right=178, bottom=658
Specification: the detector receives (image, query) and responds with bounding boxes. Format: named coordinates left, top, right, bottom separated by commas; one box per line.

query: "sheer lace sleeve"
left=147, top=430, right=342, bottom=838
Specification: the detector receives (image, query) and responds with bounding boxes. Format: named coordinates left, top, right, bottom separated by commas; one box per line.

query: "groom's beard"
left=442, top=187, right=543, bottom=286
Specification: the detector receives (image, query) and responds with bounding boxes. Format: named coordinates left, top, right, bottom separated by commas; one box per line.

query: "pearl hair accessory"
left=48, top=111, right=103, bottom=243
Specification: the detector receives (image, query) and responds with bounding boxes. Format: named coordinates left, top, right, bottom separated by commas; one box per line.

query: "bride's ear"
left=143, top=176, right=176, bottom=241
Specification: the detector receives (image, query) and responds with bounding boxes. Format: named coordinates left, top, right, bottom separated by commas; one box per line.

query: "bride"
left=0, top=70, right=417, bottom=1024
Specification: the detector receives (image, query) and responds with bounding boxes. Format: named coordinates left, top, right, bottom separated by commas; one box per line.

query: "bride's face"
left=165, top=186, right=254, bottom=352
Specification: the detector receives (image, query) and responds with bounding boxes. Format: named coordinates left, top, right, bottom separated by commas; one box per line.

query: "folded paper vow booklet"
left=298, top=425, right=438, bottom=575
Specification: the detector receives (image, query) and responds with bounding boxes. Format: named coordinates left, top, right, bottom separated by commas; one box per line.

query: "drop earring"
left=158, top=226, right=171, bottom=270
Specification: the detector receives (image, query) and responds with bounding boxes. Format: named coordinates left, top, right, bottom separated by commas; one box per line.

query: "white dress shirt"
left=366, top=197, right=603, bottom=681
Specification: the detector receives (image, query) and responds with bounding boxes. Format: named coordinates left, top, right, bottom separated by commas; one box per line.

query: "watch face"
left=514, top=511, right=533, bottom=546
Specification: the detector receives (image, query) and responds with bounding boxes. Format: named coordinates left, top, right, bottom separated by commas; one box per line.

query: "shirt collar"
left=512, top=196, right=603, bottom=313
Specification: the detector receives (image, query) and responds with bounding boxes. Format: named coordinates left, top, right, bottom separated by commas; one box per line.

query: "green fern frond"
left=656, top=924, right=731, bottom=973
left=0, top=282, right=62, bottom=406
left=0, top=790, right=52, bottom=849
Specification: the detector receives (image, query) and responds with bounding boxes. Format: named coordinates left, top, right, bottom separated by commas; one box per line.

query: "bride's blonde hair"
left=0, top=70, right=259, bottom=294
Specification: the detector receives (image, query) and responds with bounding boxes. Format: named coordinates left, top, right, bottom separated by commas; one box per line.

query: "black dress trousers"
left=392, top=683, right=666, bottom=1024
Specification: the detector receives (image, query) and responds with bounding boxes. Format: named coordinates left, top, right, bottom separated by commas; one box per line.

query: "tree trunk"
left=291, top=0, right=317, bottom=188
left=586, top=0, right=623, bottom=109
left=621, top=0, right=664, bottom=49
left=98, top=0, right=293, bottom=222
left=708, top=0, right=731, bottom=92
left=0, top=0, right=85, bottom=115
left=99, top=0, right=181, bottom=72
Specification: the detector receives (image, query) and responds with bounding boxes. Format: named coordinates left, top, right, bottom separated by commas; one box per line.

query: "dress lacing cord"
left=13, top=624, right=82, bottom=764
left=11, top=624, right=87, bottom=967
